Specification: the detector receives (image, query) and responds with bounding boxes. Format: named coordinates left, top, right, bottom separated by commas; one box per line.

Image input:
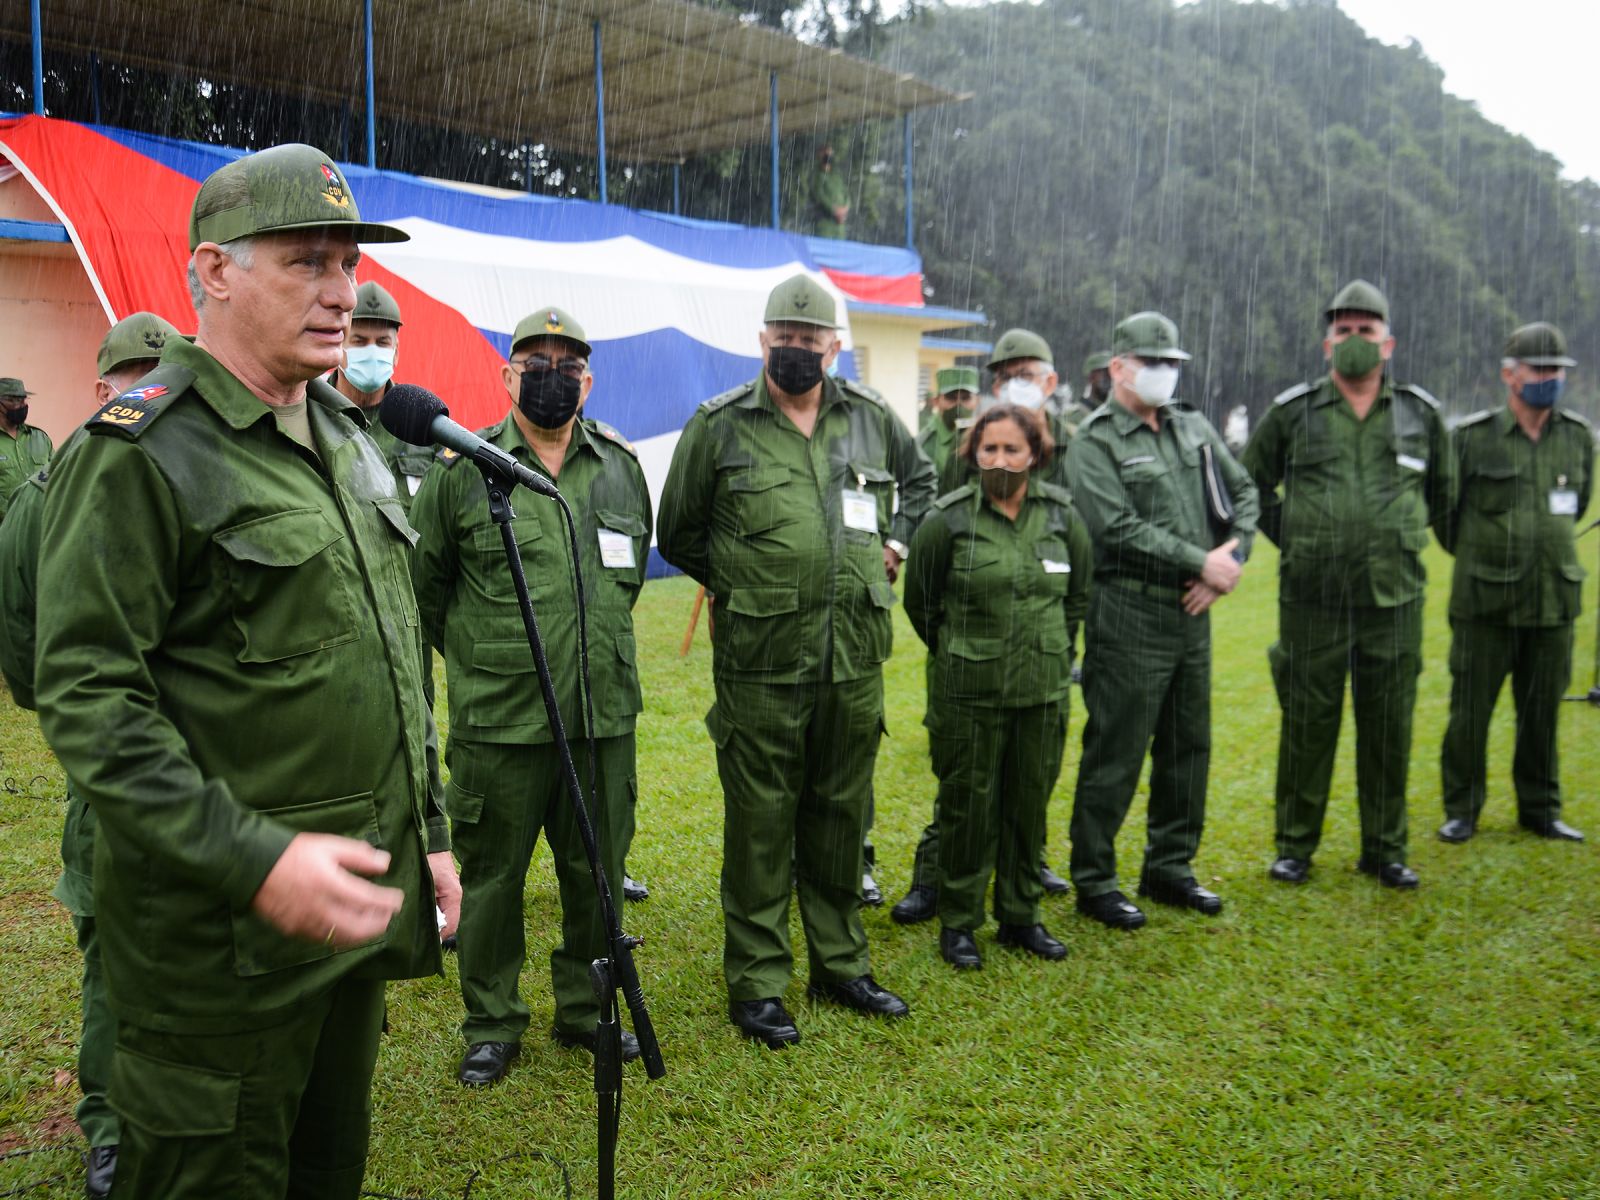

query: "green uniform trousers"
left=447, top=734, right=632, bottom=1043
left=1440, top=619, right=1573, bottom=826
left=1269, top=599, right=1422, bottom=863
left=1071, top=584, right=1212, bottom=897
left=72, top=914, right=118, bottom=1148
left=708, top=675, right=880, bottom=1000
left=108, top=975, right=385, bottom=1200
left=933, top=702, right=1064, bottom=931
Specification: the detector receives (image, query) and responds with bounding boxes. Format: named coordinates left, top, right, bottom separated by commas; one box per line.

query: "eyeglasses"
left=510, top=354, right=587, bottom=381
left=1134, top=357, right=1184, bottom=369
left=995, top=366, right=1049, bottom=384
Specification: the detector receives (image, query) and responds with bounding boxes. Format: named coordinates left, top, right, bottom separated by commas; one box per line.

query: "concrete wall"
left=846, top=312, right=923, bottom=432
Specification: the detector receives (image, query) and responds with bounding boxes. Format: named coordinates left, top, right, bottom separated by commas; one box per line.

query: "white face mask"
left=1131, top=364, right=1181, bottom=407
left=997, top=377, right=1046, bottom=410
left=343, top=344, right=396, bottom=394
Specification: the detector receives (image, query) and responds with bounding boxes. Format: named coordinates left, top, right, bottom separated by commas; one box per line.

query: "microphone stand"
left=476, top=467, right=664, bottom=1200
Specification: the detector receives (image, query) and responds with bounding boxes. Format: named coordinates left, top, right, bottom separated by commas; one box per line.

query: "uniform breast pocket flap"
left=213, top=508, right=358, bottom=662
left=728, top=468, right=793, bottom=536
left=1471, top=465, right=1517, bottom=514
left=375, top=498, right=420, bottom=547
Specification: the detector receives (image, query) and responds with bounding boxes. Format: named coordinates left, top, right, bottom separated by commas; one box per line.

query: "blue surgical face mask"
left=1519, top=376, right=1564, bottom=409
left=344, top=344, right=396, bottom=394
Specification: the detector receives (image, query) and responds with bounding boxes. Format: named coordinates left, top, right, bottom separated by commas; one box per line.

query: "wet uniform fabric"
left=657, top=372, right=935, bottom=999
left=1438, top=404, right=1593, bottom=828
left=1241, top=375, right=1454, bottom=864
left=0, top=423, right=52, bottom=523
left=1067, top=400, right=1259, bottom=897
left=409, top=413, right=650, bottom=1041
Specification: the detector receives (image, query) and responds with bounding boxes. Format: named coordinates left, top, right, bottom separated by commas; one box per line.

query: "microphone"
left=379, top=383, right=560, bottom=498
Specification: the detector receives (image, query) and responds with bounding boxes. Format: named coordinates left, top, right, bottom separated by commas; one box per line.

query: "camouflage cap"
left=0, top=378, right=34, bottom=398
left=1325, top=278, right=1389, bottom=323
left=188, top=143, right=409, bottom=251
left=987, top=328, right=1053, bottom=368
left=353, top=281, right=403, bottom=328
left=98, top=312, right=182, bottom=376
left=763, top=273, right=839, bottom=329
left=935, top=366, right=980, bottom=397
left=512, top=306, right=592, bottom=358
left=1111, top=311, right=1192, bottom=361
left=1082, top=351, right=1111, bottom=375
left=1505, top=321, right=1576, bottom=367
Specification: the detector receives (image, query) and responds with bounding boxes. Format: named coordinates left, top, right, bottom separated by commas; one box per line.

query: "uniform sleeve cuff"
left=426, top=815, right=452, bottom=855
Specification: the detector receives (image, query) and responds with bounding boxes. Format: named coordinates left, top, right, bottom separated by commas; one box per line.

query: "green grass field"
left=3, top=544, right=1598, bottom=1198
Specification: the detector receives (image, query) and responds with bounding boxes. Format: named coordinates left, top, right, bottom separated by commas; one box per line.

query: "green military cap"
left=763, top=273, right=839, bottom=328
left=512, top=306, right=592, bottom=357
left=0, top=378, right=34, bottom=398
left=98, top=312, right=182, bottom=376
left=987, top=328, right=1053, bottom=368
left=935, top=366, right=980, bottom=396
left=353, top=281, right=403, bottom=328
left=1111, top=311, right=1192, bottom=361
left=1504, top=321, right=1576, bottom=367
left=1325, top=278, right=1389, bottom=322
left=188, top=143, right=409, bottom=251
left=1082, top=351, right=1111, bottom=375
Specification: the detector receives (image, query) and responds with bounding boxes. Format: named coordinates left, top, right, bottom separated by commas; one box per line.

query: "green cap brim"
left=1519, top=355, right=1577, bottom=367
left=193, top=211, right=410, bottom=248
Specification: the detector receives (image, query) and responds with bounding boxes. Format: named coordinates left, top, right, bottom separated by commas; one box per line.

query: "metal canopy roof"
left=7, top=0, right=965, bottom=164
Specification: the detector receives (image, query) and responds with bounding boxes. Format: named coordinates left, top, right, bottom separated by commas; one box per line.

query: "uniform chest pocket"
left=1034, top=538, right=1072, bottom=595
left=213, top=508, right=359, bottom=663
left=471, top=513, right=547, bottom=597
left=847, top=461, right=896, bottom=535
left=728, top=468, right=795, bottom=537
left=1118, top=456, right=1168, bottom=511
left=594, top=509, right=647, bottom=577
left=1469, top=465, right=1517, bottom=515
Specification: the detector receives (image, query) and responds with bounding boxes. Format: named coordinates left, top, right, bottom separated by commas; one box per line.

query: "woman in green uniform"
left=905, top=405, right=1092, bottom=970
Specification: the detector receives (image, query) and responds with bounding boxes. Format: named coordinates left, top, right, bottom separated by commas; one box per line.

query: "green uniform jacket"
left=917, top=418, right=959, bottom=481
left=330, top=374, right=437, bottom=512
left=658, top=373, right=936, bottom=684
left=905, top=481, right=1091, bottom=707
left=1068, top=400, right=1259, bottom=584
left=0, top=424, right=53, bottom=524
left=1242, top=376, right=1454, bottom=607
left=812, top=166, right=849, bottom=237
left=937, top=409, right=1076, bottom=496
left=34, top=339, right=446, bottom=1035
left=409, top=413, right=651, bottom=744
left=1439, top=404, right=1593, bottom=626
left=0, top=468, right=45, bottom=708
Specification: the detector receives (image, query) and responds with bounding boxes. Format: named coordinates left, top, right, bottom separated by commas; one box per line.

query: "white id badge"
left=1396, top=453, right=1427, bottom=473
left=406, top=474, right=423, bottom=496
left=1041, top=559, right=1071, bottom=574
left=597, top=529, right=637, bottom=568
left=842, top=488, right=879, bottom=533
left=1549, top=488, right=1579, bottom=516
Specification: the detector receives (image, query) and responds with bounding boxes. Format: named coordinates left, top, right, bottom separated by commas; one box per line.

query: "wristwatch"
left=884, top=538, right=910, bottom=561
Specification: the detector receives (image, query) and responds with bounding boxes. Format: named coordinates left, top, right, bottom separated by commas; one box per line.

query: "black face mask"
left=3, top=404, right=27, bottom=427
left=517, top=367, right=581, bottom=429
left=767, top=346, right=826, bottom=396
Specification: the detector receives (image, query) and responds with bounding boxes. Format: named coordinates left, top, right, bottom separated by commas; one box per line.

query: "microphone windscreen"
left=379, top=384, right=448, bottom=446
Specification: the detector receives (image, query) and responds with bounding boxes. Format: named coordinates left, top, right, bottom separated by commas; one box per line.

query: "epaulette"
left=1033, top=480, right=1074, bottom=508
left=436, top=446, right=464, bottom=468
left=701, top=381, right=756, bottom=413
left=837, top=377, right=889, bottom=408
left=1395, top=382, right=1441, bottom=410
left=933, top=483, right=977, bottom=509
left=1077, top=403, right=1112, bottom=430
left=588, top=418, right=638, bottom=457
left=1556, top=406, right=1593, bottom=430
left=1272, top=382, right=1315, bottom=407
left=85, top=363, right=195, bottom=438
left=1454, top=409, right=1495, bottom=429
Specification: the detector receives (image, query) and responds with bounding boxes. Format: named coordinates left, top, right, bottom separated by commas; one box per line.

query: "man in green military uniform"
left=936, top=330, right=1075, bottom=498
left=33, top=143, right=460, bottom=1200
left=0, top=377, right=53, bottom=523
left=410, top=305, right=651, bottom=1085
left=917, top=366, right=979, bottom=478
left=1242, top=280, right=1455, bottom=889
left=811, top=143, right=850, bottom=239
left=1081, top=351, right=1113, bottom=411
left=1067, top=311, right=1258, bottom=928
left=0, top=310, right=179, bottom=1198
left=329, top=280, right=435, bottom=507
left=1437, top=322, right=1592, bottom=844
left=658, top=273, right=935, bottom=1047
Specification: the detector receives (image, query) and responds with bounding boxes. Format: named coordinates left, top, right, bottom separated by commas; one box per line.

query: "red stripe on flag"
left=822, top=268, right=924, bottom=307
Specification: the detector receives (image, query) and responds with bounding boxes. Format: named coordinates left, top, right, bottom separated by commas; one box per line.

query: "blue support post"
left=90, top=52, right=102, bottom=122
left=673, top=162, right=682, bottom=215
left=363, top=0, right=377, bottom=168
left=769, top=72, right=780, bottom=230
left=31, top=0, right=44, bottom=116
left=903, top=112, right=914, bottom=250
left=593, top=21, right=608, bottom=205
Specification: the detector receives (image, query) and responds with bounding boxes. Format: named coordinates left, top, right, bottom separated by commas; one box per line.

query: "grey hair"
left=1501, top=358, right=1520, bottom=371
left=187, top=236, right=257, bottom=311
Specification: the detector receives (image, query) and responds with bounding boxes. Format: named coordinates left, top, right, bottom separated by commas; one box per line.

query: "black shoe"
left=622, top=874, right=650, bottom=902
left=1269, top=857, right=1311, bottom=884
left=551, top=1023, right=642, bottom=1063
left=1075, top=890, right=1147, bottom=930
left=891, top=884, right=938, bottom=925
left=1138, top=877, right=1223, bottom=915
left=84, top=1145, right=117, bottom=1199
left=807, top=974, right=910, bottom=1018
left=440, top=933, right=459, bottom=952
left=457, top=1040, right=519, bottom=1086
left=939, top=927, right=982, bottom=969
left=729, top=998, right=801, bottom=1048
left=1521, top=817, right=1586, bottom=842
left=1437, top=818, right=1476, bottom=844
left=1357, top=859, right=1420, bottom=889
left=995, top=922, right=1068, bottom=960
left=1038, top=862, right=1071, bottom=895
left=861, top=871, right=884, bottom=907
